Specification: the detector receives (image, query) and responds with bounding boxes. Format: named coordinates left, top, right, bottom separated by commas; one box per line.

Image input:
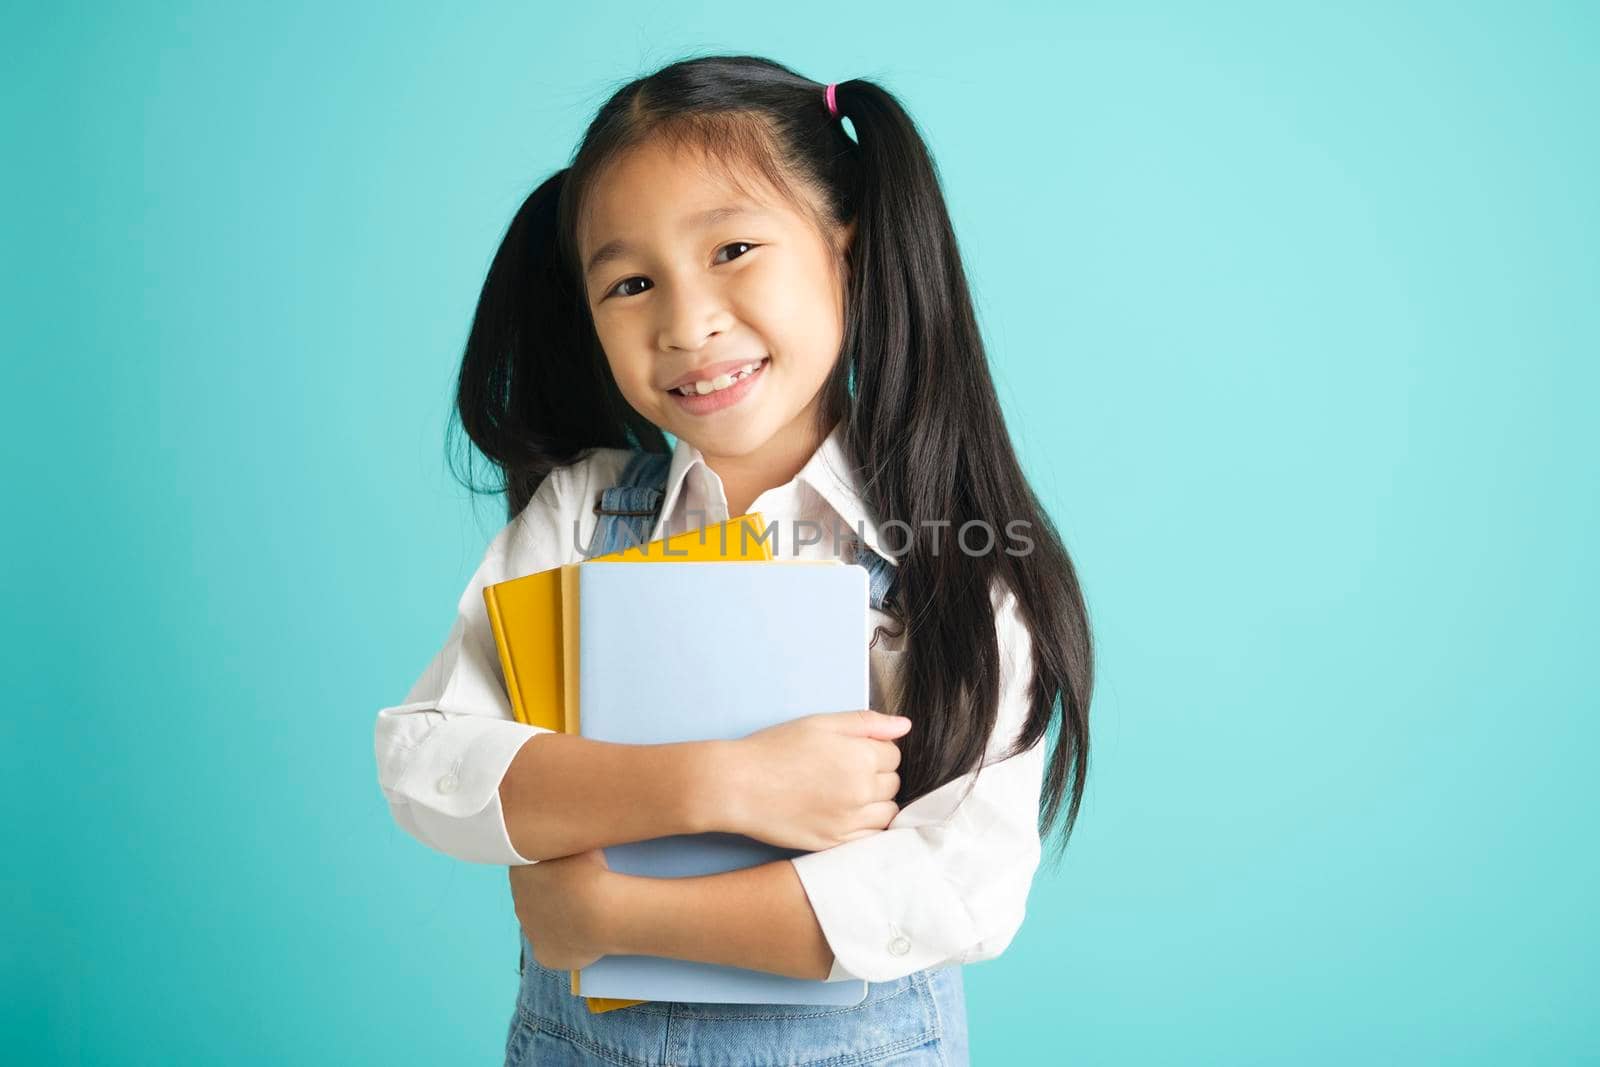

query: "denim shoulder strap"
left=590, top=450, right=672, bottom=556
left=852, top=539, right=897, bottom=615
left=848, top=536, right=904, bottom=655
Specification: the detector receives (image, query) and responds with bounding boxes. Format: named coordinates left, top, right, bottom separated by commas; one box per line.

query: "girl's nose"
left=656, top=279, right=733, bottom=353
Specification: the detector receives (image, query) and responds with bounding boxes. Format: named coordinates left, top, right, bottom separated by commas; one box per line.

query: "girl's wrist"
left=590, top=868, right=634, bottom=957
left=685, top=739, right=752, bottom=837
left=600, top=871, right=664, bottom=958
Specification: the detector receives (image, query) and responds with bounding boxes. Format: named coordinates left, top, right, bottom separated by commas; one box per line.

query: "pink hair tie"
left=824, top=82, right=839, bottom=118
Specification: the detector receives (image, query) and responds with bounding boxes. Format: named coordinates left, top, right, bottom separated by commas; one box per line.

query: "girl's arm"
left=498, top=733, right=728, bottom=861
left=601, top=858, right=834, bottom=981
left=504, top=707, right=907, bottom=861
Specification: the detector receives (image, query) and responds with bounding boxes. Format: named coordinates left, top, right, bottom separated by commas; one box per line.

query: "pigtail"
left=824, top=79, right=1095, bottom=859
left=448, top=168, right=666, bottom=521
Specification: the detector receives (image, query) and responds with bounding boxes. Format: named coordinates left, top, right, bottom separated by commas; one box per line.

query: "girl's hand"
left=508, top=849, right=615, bottom=971
left=725, top=709, right=911, bottom=851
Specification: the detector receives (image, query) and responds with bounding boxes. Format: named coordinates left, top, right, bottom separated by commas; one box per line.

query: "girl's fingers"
left=873, top=738, right=903, bottom=771
left=839, top=708, right=911, bottom=736
left=876, top=771, right=900, bottom=799
left=861, top=798, right=900, bottom=829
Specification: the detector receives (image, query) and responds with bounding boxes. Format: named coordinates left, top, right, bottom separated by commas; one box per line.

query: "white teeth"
left=675, top=359, right=765, bottom=397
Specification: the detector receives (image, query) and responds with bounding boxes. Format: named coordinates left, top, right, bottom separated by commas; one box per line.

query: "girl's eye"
left=714, top=240, right=757, bottom=264
left=603, top=242, right=759, bottom=300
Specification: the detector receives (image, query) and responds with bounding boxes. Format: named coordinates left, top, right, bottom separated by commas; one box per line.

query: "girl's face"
left=577, top=138, right=853, bottom=468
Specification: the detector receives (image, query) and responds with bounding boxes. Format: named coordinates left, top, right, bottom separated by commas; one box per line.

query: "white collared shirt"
left=373, top=423, right=1046, bottom=983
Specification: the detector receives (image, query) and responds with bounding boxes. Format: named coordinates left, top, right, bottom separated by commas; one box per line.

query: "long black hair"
left=448, top=54, right=1093, bottom=864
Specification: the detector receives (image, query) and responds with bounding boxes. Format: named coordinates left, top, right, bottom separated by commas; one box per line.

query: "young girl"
left=374, top=55, right=1093, bottom=1066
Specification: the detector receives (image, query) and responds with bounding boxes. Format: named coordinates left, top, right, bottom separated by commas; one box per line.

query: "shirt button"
left=436, top=774, right=459, bottom=795
left=888, top=935, right=911, bottom=956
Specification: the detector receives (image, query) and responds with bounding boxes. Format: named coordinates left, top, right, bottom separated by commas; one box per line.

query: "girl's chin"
left=669, top=410, right=798, bottom=461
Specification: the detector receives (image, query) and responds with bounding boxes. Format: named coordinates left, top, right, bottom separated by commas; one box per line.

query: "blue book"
left=574, top=560, right=871, bottom=1005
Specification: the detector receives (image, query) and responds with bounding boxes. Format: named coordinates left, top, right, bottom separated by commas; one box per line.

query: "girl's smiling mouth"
left=665, top=356, right=770, bottom=415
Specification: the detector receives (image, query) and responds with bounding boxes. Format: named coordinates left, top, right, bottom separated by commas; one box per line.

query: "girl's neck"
left=702, top=415, right=836, bottom=519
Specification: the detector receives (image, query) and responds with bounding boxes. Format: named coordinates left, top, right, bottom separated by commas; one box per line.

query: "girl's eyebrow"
left=584, top=204, right=767, bottom=280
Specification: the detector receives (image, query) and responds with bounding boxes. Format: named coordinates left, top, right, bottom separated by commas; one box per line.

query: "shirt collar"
left=651, top=421, right=899, bottom=567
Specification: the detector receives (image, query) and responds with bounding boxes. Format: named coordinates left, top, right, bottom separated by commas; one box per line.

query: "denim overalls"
left=505, top=451, right=969, bottom=1066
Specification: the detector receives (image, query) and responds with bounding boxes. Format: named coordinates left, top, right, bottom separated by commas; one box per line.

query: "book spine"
left=480, top=587, right=528, bottom=726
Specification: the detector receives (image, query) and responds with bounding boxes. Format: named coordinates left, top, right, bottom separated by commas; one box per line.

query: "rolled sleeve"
left=790, top=739, right=1045, bottom=982
left=790, top=586, right=1045, bottom=983
left=373, top=475, right=568, bottom=866
left=376, top=700, right=553, bottom=865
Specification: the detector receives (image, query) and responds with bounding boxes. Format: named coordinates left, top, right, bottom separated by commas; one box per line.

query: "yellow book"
left=481, top=511, right=776, bottom=1014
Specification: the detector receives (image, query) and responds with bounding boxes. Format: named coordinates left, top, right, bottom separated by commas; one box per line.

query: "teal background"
left=4, top=2, right=1595, bottom=1063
